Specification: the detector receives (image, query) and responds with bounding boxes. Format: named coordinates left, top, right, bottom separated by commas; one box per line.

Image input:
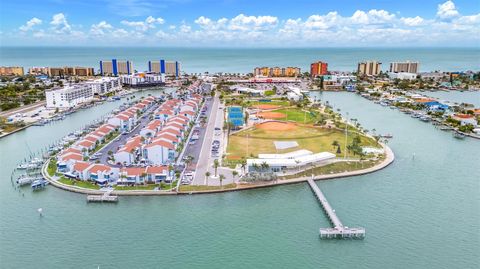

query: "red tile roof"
left=88, top=164, right=111, bottom=173
left=144, top=140, right=175, bottom=150
left=74, top=161, right=91, bottom=171
left=122, top=167, right=146, bottom=176
left=146, top=166, right=168, bottom=174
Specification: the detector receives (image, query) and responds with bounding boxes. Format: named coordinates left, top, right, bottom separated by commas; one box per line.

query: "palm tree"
left=331, top=140, right=339, bottom=150
left=219, top=174, right=225, bottom=189
left=174, top=170, right=181, bottom=189
left=205, top=171, right=210, bottom=186
left=232, top=170, right=238, bottom=183
left=213, top=159, right=219, bottom=177
left=252, top=163, right=259, bottom=172
left=261, top=161, right=269, bottom=172
left=240, top=159, right=247, bottom=174
left=184, top=155, right=194, bottom=169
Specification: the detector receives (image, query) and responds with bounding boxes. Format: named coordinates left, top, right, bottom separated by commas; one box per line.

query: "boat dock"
left=307, top=178, right=365, bottom=239
left=87, top=191, right=118, bottom=203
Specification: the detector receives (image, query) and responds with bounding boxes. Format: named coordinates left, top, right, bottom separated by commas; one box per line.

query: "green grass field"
left=269, top=108, right=317, bottom=124
left=178, top=183, right=237, bottom=192
left=227, top=124, right=379, bottom=159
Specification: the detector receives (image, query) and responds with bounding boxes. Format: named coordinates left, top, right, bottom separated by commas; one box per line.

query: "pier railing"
left=307, top=177, right=365, bottom=239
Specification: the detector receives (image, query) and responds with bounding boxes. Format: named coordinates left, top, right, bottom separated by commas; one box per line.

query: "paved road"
left=96, top=103, right=160, bottom=166
left=192, top=94, right=236, bottom=186
left=0, top=101, right=46, bottom=118
left=182, top=97, right=214, bottom=171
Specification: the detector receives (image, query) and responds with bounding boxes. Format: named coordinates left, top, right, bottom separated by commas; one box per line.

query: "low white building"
left=87, top=77, right=122, bottom=94
left=144, top=140, right=176, bottom=165
left=46, top=84, right=94, bottom=108
left=247, top=152, right=335, bottom=174
left=388, top=72, right=417, bottom=80
left=120, top=73, right=165, bottom=86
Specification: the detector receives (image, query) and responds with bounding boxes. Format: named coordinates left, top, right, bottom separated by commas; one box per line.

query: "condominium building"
left=86, top=77, right=122, bottom=94
left=253, top=66, right=301, bottom=77
left=357, top=61, right=382, bottom=76
left=310, top=61, right=328, bottom=77
left=46, top=84, right=94, bottom=108
left=390, top=61, right=419, bottom=73
left=28, top=66, right=94, bottom=77
left=148, top=60, right=181, bottom=77
left=0, top=66, right=24, bottom=76
left=120, top=73, right=165, bottom=86
left=100, top=59, right=133, bottom=76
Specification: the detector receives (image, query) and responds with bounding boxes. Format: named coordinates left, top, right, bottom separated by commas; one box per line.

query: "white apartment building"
left=46, top=84, right=94, bottom=108
left=120, top=73, right=165, bottom=86
left=87, top=77, right=122, bottom=94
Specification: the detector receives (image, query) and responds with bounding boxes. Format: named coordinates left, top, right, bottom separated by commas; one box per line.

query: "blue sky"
left=0, top=0, right=479, bottom=46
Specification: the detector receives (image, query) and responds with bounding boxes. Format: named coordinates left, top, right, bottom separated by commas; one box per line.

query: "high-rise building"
left=46, top=84, right=94, bottom=108
left=148, top=60, right=181, bottom=77
left=390, top=61, right=419, bottom=73
left=253, top=66, right=301, bottom=77
left=310, top=61, right=328, bottom=77
left=0, top=66, right=24, bottom=76
left=357, top=61, right=382, bottom=76
left=100, top=59, right=133, bottom=76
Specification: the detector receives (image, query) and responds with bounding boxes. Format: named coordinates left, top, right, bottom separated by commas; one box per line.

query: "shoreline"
left=41, top=144, right=395, bottom=196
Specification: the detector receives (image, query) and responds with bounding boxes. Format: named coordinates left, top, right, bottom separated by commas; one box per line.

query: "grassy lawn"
left=280, top=158, right=384, bottom=180
left=227, top=124, right=379, bottom=159
left=47, top=159, right=57, bottom=177
left=248, top=100, right=290, bottom=107
left=178, top=183, right=237, bottom=192
left=58, top=176, right=101, bottom=190
left=115, top=185, right=159, bottom=190
left=270, top=108, right=317, bottom=124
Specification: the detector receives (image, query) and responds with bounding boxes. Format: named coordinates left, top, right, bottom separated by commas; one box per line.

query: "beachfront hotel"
left=100, top=59, right=133, bottom=76
left=148, top=60, right=181, bottom=77
left=0, top=66, right=24, bottom=76
left=390, top=61, right=420, bottom=74
left=253, top=66, right=301, bottom=77
left=357, top=61, right=382, bottom=76
left=310, top=61, right=328, bottom=77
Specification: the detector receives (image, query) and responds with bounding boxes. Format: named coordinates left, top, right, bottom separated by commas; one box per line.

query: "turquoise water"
left=1, top=90, right=479, bottom=268
left=1, top=47, right=479, bottom=73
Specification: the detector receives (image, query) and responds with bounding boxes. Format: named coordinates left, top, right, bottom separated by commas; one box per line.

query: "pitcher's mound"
left=257, top=121, right=297, bottom=131
left=258, top=112, right=286, bottom=119
left=253, top=104, right=281, bottom=110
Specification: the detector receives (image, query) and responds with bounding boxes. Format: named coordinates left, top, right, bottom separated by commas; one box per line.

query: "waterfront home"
left=118, top=167, right=147, bottom=185
left=57, top=151, right=84, bottom=172
left=144, top=140, right=176, bottom=165
left=72, top=161, right=92, bottom=180
left=145, top=166, right=169, bottom=183
left=452, top=114, right=478, bottom=126
left=75, top=140, right=96, bottom=152
left=88, top=164, right=118, bottom=185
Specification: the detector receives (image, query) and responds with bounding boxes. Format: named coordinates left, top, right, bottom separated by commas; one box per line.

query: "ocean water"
left=0, top=89, right=479, bottom=268
left=1, top=47, right=479, bottom=73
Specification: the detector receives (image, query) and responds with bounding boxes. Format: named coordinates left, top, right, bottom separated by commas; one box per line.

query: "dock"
left=307, top=178, right=365, bottom=239
left=87, top=191, right=118, bottom=203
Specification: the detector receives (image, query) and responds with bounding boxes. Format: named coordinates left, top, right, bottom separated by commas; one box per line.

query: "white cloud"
left=19, top=17, right=42, bottom=31
left=437, top=1, right=459, bottom=19
left=401, top=16, right=424, bottom=26
left=9, top=2, right=480, bottom=47
left=229, top=14, right=278, bottom=31
left=50, top=13, right=71, bottom=33
left=121, top=16, right=164, bottom=31
left=90, top=21, right=113, bottom=36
